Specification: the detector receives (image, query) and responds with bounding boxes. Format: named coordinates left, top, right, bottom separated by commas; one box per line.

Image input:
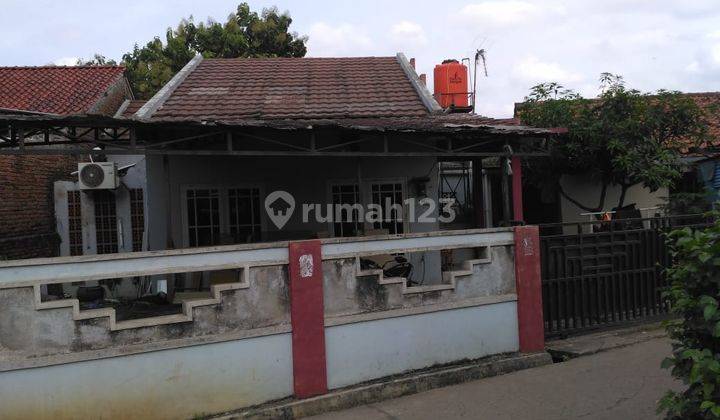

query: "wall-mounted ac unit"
left=78, top=162, right=119, bottom=190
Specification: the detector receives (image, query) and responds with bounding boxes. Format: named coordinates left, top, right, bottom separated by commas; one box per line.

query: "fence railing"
left=538, top=214, right=711, bottom=337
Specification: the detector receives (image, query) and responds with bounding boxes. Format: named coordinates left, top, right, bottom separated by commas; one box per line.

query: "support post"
left=472, top=158, right=485, bottom=228
left=288, top=240, right=328, bottom=398
left=514, top=225, right=544, bottom=353
left=511, top=156, right=524, bottom=223
left=501, top=157, right=511, bottom=226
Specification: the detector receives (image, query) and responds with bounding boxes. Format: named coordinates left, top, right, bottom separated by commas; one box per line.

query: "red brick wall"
left=0, top=155, right=78, bottom=260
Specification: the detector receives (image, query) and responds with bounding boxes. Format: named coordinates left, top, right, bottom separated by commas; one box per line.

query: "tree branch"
left=558, top=181, right=605, bottom=213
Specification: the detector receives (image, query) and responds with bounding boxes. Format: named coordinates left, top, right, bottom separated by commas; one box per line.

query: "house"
left=1, top=54, right=559, bottom=296
left=513, top=92, right=720, bottom=226
left=122, top=54, right=558, bottom=293
left=679, top=92, right=720, bottom=203
left=0, top=65, right=134, bottom=259
left=0, top=54, right=558, bottom=417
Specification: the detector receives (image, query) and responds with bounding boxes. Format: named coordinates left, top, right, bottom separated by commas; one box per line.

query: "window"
left=183, top=186, right=264, bottom=247
left=94, top=191, right=118, bottom=254
left=130, top=189, right=145, bottom=252
left=186, top=189, right=221, bottom=247
left=228, top=188, right=262, bottom=243
left=67, top=190, right=83, bottom=256
left=331, top=184, right=362, bottom=237
left=371, top=182, right=405, bottom=234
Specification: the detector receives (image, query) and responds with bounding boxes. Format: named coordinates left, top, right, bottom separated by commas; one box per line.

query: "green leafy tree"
left=120, top=3, right=307, bottom=99
left=76, top=54, right=118, bottom=66
left=518, top=73, right=709, bottom=213
left=659, top=215, right=720, bottom=419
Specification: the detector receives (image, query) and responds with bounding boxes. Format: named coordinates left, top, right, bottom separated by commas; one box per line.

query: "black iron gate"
left=539, top=215, right=708, bottom=337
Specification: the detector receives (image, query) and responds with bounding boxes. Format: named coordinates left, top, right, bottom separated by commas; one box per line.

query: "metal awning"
left=0, top=113, right=558, bottom=157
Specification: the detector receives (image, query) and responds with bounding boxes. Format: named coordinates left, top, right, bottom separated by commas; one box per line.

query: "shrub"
left=659, top=215, right=720, bottom=419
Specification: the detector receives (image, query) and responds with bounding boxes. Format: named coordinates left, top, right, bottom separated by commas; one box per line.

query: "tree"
left=120, top=3, right=307, bottom=99
left=76, top=54, right=117, bottom=66
left=517, top=74, right=709, bottom=213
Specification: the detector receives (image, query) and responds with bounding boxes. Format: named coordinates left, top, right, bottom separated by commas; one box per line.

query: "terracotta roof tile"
left=687, top=92, right=720, bottom=147
left=0, top=66, right=126, bottom=115
left=121, top=99, right=146, bottom=118
left=151, top=57, right=430, bottom=121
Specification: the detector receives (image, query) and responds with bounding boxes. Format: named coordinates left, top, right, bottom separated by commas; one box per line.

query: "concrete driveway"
left=308, top=337, right=680, bottom=420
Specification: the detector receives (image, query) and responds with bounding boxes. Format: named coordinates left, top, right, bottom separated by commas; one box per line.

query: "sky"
left=1, top=0, right=719, bottom=117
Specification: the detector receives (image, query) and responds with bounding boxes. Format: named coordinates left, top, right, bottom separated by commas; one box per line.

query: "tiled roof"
left=0, top=66, right=126, bottom=115
left=514, top=92, right=720, bottom=151
left=120, top=99, right=146, bottom=118
left=151, top=57, right=430, bottom=121
left=687, top=92, right=720, bottom=147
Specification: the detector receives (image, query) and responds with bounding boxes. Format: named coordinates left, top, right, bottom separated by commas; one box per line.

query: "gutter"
left=135, top=54, right=204, bottom=120
left=396, top=52, right=443, bottom=115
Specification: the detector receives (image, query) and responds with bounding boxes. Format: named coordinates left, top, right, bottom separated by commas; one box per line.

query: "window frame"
left=365, top=178, right=408, bottom=235
left=326, top=180, right=363, bottom=237
left=180, top=184, right=266, bottom=248
left=325, top=177, right=409, bottom=238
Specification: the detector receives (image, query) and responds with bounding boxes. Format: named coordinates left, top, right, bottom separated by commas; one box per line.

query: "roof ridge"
left=202, top=56, right=396, bottom=61
left=683, top=91, right=720, bottom=97
left=0, top=65, right=125, bottom=70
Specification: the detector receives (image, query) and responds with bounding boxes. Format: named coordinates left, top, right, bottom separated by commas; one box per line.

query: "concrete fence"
left=0, top=227, right=543, bottom=419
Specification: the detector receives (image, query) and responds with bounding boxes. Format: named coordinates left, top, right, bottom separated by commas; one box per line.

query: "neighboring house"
left=680, top=92, right=720, bottom=202
left=0, top=66, right=134, bottom=259
left=53, top=97, right=147, bottom=259
left=513, top=92, right=720, bottom=226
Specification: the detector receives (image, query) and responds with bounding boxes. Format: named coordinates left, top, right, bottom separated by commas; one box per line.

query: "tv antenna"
left=472, top=48, right=488, bottom=112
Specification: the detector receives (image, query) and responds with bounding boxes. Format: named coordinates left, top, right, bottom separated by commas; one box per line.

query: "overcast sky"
left=2, top=0, right=719, bottom=117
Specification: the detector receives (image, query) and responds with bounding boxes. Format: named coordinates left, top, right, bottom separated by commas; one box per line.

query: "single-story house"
left=1, top=53, right=560, bottom=298
left=0, top=55, right=557, bottom=417
left=513, top=92, right=720, bottom=226
left=0, top=65, right=135, bottom=259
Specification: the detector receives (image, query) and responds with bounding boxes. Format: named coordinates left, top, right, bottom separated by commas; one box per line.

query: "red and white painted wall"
left=0, top=227, right=544, bottom=419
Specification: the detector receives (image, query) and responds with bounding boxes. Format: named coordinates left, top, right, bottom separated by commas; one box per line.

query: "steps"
left=354, top=247, right=492, bottom=295
left=33, top=265, right=250, bottom=331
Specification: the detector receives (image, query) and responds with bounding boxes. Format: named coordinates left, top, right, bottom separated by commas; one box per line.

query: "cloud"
left=706, top=30, right=720, bottom=40
left=457, top=1, right=540, bottom=25
left=512, top=55, right=582, bottom=84
left=390, top=21, right=427, bottom=47
left=306, top=22, right=373, bottom=56
left=684, top=61, right=701, bottom=73
left=53, top=57, right=78, bottom=66
left=713, top=44, right=720, bottom=65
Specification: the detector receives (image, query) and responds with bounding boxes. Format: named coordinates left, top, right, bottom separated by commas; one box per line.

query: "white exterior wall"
left=147, top=155, right=444, bottom=282
left=326, top=301, right=519, bottom=389
left=53, top=156, right=147, bottom=297
left=0, top=333, right=294, bottom=420
left=559, top=174, right=668, bottom=226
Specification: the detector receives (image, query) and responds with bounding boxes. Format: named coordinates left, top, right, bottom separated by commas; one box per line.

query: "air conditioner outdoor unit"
left=78, top=162, right=119, bottom=190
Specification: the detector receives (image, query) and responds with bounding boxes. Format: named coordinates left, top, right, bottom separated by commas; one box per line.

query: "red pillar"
left=511, top=156, right=524, bottom=222
left=288, top=240, right=328, bottom=398
left=514, top=225, right=544, bottom=352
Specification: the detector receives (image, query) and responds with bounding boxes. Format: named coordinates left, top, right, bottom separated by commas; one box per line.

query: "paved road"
left=309, top=337, right=680, bottom=420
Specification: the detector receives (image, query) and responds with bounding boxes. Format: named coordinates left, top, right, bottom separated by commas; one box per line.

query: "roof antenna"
left=472, top=49, right=488, bottom=112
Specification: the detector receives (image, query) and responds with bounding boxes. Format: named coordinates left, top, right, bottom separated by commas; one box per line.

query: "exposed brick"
left=0, top=155, right=77, bottom=260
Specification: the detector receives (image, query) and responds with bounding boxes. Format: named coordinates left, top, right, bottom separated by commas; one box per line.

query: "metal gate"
left=539, top=215, right=708, bottom=337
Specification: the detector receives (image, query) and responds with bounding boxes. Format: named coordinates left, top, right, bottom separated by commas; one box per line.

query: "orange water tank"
left=433, top=59, right=469, bottom=109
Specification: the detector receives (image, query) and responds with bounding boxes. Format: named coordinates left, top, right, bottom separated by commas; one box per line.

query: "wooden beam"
left=0, top=148, right=550, bottom=157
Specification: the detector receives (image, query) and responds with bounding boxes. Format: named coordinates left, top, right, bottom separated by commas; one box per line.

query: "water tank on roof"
left=433, top=59, right=470, bottom=111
